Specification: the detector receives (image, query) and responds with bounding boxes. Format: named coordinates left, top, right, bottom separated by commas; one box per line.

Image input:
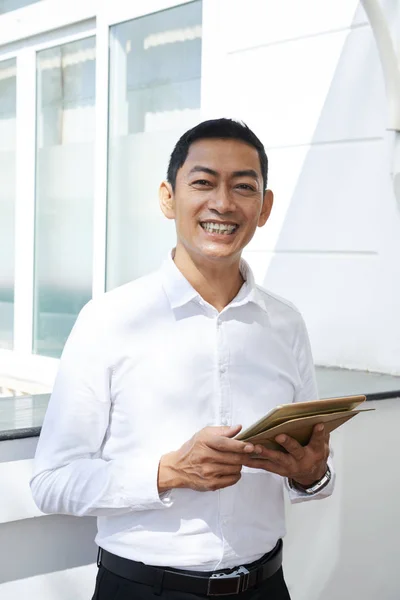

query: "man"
left=31, top=119, right=333, bottom=600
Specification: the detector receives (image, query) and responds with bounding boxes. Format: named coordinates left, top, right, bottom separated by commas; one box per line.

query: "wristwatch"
left=289, top=465, right=331, bottom=496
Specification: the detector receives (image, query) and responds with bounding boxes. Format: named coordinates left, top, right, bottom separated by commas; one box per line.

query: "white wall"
left=0, top=437, right=98, bottom=599
left=284, top=397, right=400, bottom=600
left=0, top=398, right=399, bottom=600
left=1, top=0, right=400, bottom=380
left=202, top=0, right=400, bottom=375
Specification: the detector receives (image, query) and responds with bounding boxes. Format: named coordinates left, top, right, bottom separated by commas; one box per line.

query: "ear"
left=159, top=181, right=175, bottom=219
left=258, top=189, right=274, bottom=227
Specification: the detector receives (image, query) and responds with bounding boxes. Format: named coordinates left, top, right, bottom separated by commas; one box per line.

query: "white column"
left=92, top=5, right=110, bottom=299
left=13, top=49, right=36, bottom=355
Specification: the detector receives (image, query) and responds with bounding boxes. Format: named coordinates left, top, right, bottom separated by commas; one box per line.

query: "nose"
left=208, top=184, right=235, bottom=214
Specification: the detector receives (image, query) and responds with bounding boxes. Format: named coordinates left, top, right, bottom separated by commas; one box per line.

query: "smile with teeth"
left=200, top=222, right=238, bottom=235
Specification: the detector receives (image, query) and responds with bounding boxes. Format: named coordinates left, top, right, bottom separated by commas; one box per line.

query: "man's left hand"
left=243, top=424, right=330, bottom=487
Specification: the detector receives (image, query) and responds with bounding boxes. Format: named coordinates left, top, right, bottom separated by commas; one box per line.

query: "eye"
left=192, top=179, right=212, bottom=187
left=236, top=183, right=256, bottom=191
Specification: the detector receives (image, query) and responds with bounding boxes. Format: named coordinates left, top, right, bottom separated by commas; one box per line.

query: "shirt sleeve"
left=30, top=301, right=173, bottom=517
left=285, top=314, right=336, bottom=503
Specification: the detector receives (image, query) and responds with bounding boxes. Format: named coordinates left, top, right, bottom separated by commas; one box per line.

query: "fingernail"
left=244, top=444, right=254, bottom=452
left=277, top=435, right=286, bottom=443
left=318, top=425, right=324, bottom=432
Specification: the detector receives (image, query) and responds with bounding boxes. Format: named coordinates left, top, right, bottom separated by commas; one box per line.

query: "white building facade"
left=1, top=0, right=400, bottom=391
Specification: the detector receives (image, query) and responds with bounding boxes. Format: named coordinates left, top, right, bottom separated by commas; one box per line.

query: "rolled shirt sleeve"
left=30, top=301, right=173, bottom=517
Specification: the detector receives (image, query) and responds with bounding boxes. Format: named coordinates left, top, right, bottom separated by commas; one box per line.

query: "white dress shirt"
left=31, top=253, right=334, bottom=571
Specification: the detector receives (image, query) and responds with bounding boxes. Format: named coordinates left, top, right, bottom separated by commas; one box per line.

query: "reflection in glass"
left=106, top=1, right=202, bottom=290
left=33, top=37, right=95, bottom=358
left=0, top=58, right=16, bottom=350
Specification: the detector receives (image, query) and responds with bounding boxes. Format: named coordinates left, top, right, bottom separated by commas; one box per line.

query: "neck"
left=173, top=245, right=244, bottom=312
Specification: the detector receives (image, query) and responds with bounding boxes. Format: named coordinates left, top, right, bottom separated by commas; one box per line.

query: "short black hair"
left=167, top=118, right=268, bottom=191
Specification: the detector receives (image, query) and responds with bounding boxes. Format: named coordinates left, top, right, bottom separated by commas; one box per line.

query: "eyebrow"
left=231, top=169, right=259, bottom=180
left=188, top=165, right=218, bottom=177
left=188, top=165, right=260, bottom=180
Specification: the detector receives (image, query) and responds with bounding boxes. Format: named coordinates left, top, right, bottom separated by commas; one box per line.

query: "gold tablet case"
left=236, top=395, right=373, bottom=451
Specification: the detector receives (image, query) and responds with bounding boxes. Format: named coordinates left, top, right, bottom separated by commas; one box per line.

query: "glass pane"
left=33, top=37, right=96, bottom=358
left=0, top=0, right=41, bottom=14
left=106, top=1, right=202, bottom=290
left=0, top=58, right=16, bottom=350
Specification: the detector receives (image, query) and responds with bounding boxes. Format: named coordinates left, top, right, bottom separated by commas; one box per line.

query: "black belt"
left=99, top=539, right=283, bottom=596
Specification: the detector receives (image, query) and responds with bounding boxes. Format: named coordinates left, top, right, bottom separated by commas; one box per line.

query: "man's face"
left=160, top=138, right=273, bottom=264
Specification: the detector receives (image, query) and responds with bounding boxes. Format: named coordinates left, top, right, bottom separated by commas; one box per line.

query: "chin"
left=196, top=245, right=240, bottom=262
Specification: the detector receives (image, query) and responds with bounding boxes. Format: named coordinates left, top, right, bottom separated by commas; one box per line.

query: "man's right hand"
left=158, top=425, right=256, bottom=493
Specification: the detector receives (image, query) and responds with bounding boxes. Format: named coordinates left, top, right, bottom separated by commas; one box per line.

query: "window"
left=0, top=58, right=16, bottom=350
left=33, top=37, right=96, bottom=358
left=0, top=0, right=41, bottom=14
left=106, top=1, right=202, bottom=290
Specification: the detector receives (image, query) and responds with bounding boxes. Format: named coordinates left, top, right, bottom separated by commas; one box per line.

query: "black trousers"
left=92, top=564, right=291, bottom=600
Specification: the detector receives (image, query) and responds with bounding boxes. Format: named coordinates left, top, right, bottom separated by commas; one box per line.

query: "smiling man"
left=31, top=119, right=334, bottom=600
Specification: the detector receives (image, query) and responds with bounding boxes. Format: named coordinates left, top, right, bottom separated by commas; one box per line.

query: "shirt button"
left=221, top=418, right=228, bottom=426
left=220, top=365, right=226, bottom=374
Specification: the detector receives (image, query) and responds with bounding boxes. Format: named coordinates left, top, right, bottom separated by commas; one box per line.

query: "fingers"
left=274, top=435, right=306, bottom=461
left=307, top=424, right=327, bottom=452
left=206, top=447, right=253, bottom=465
left=210, top=425, right=242, bottom=438
left=243, top=457, right=287, bottom=477
left=202, top=463, right=242, bottom=478
left=209, top=436, right=255, bottom=454
left=207, top=426, right=255, bottom=455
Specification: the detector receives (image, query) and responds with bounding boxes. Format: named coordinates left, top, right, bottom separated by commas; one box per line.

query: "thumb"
left=216, top=424, right=242, bottom=438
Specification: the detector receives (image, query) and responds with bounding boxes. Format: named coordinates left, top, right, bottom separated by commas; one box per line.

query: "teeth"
left=201, top=222, right=237, bottom=234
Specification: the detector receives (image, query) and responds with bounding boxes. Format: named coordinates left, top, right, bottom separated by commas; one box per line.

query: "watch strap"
left=289, top=465, right=331, bottom=495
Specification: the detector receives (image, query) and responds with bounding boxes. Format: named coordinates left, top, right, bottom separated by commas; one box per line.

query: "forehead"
left=181, top=138, right=262, bottom=176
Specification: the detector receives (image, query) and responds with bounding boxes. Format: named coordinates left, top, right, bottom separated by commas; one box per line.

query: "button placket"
left=216, top=318, right=229, bottom=427
left=215, top=316, right=236, bottom=562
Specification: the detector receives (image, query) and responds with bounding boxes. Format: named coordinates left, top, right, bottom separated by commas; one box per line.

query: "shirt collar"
left=161, top=251, right=268, bottom=314
left=161, top=251, right=200, bottom=309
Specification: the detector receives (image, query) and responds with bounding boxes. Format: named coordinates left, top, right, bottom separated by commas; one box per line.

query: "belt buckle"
left=207, top=566, right=250, bottom=596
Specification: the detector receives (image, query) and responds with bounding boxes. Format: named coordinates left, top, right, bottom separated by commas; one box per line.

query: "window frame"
left=0, top=0, right=200, bottom=386
left=0, top=55, right=17, bottom=352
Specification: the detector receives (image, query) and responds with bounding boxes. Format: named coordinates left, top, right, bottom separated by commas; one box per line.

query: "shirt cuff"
left=285, top=457, right=335, bottom=504
left=113, top=453, right=174, bottom=511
